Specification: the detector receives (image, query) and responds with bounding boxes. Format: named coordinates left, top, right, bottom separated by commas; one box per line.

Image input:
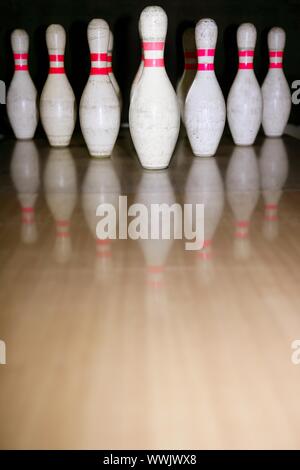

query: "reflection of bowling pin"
left=176, top=28, right=197, bottom=123
left=226, top=146, right=260, bottom=259
left=135, top=171, right=177, bottom=288
left=227, top=23, right=262, bottom=146
left=82, top=159, right=121, bottom=280
left=107, top=30, right=122, bottom=108
left=44, top=148, right=77, bottom=263
left=7, top=29, right=38, bottom=140
left=129, top=6, right=180, bottom=169
left=185, top=19, right=226, bottom=157
left=79, top=19, right=120, bottom=157
left=40, top=25, right=76, bottom=147
left=185, top=158, right=224, bottom=282
left=10, top=141, right=40, bottom=244
left=262, top=27, right=291, bottom=137
left=130, top=19, right=143, bottom=102
left=259, top=138, right=289, bottom=240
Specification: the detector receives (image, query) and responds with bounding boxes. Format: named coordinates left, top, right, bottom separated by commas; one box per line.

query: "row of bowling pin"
left=7, top=20, right=122, bottom=156
left=177, top=21, right=291, bottom=156
left=11, top=139, right=288, bottom=270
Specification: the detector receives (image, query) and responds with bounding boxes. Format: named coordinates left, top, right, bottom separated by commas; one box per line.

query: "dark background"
left=0, top=0, right=299, bottom=133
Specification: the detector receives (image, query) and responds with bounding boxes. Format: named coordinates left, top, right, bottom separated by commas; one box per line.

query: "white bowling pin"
left=259, top=138, right=289, bottom=240
left=79, top=19, right=120, bottom=157
left=107, top=30, right=122, bottom=108
left=185, top=158, right=224, bottom=272
left=10, top=141, right=40, bottom=244
left=135, top=170, right=176, bottom=288
left=130, top=18, right=143, bottom=102
left=226, top=146, right=260, bottom=259
left=40, top=24, right=76, bottom=147
left=82, top=159, right=121, bottom=279
left=176, top=27, right=197, bottom=123
left=185, top=19, right=226, bottom=157
left=262, top=27, right=291, bottom=137
left=227, top=23, right=262, bottom=146
left=44, top=148, right=77, bottom=263
left=7, top=29, right=38, bottom=140
left=129, top=6, right=180, bottom=169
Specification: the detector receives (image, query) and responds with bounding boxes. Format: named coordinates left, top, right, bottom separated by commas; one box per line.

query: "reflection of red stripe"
left=90, top=67, right=108, bottom=75
left=15, top=65, right=28, bottom=71
left=185, top=64, right=197, bottom=70
left=57, top=231, right=70, bottom=238
left=49, top=54, right=64, bottom=61
left=90, top=53, right=107, bottom=61
left=197, top=49, right=215, bottom=56
left=143, top=41, right=164, bottom=50
left=239, top=63, right=253, bottom=69
left=236, top=220, right=249, bottom=228
left=265, top=204, right=278, bottom=210
left=144, top=58, right=164, bottom=67
left=96, top=251, right=112, bottom=258
left=269, top=51, right=283, bottom=57
left=148, top=265, right=164, bottom=273
left=96, top=239, right=111, bottom=245
left=49, top=67, right=65, bottom=74
left=22, top=207, right=34, bottom=213
left=56, top=220, right=69, bottom=227
left=265, top=215, right=278, bottom=222
left=203, top=239, right=212, bottom=247
left=269, top=63, right=282, bottom=69
left=14, top=53, right=28, bottom=59
left=235, top=231, right=248, bottom=239
left=198, top=63, right=214, bottom=71
left=239, top=50, right=254, bottom=57
left=184, top=51, right=196, bottom=59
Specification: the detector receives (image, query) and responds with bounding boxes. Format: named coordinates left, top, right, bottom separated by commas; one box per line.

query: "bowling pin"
left=129, top=6, right=180, bottom=169
left=227, top=23, right=262, bottom=146
left=10, top=141, right=40, bottom=244
left=82, top=159, right=121, bottom=280
left=185, top=157, right=224, bottom=281
left=44, top=148, right=77, bottom=263
left=262, top=27, right=291, bottom=137
left=226, top=146, right=260, bottom=259
left=176, top=27, right=197, bottom=123
left=79, top=19, right=120, bottom=157
left=130, top=18, right=143, bottom=102
left=40, top=24, right=76, bottom=147
left=259, top=138, right=288, bottom=240
left=185, top=19, right=226, bottom=157
left=7, top=29, right=38, bottom=140
left=107, top=30, right=122, bottom=108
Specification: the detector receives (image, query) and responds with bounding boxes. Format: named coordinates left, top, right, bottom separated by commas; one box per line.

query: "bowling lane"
left=0, top=131, right=300, bottom=449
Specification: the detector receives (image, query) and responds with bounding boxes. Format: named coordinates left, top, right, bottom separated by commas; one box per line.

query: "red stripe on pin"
left=269, top=51, right=283, bottom=57
left=15, top=65, right=28, bottom=71
left=14, top=53, right=28, bottom=59
left=49, top=67, right=65, bottom=74
left=90, top=53, right=107, bottom=61
left=269, top=63, right=282, bottom=68
left=184, top=51, right=196, bottom=59
left=90, top=67, right=108, bottom=75
left=144, top=58, right=164, bottom=67
left=239, top=63, right=253, bottom=69
left=236, top=220, right=249, bottom=228
left=22, top=207, right=34, bottom=213
left=239, top=50, right=254, bottom=57
left=198, top=63, right=214, bottom=71
left=107, top=66, right=112, bottom=73
left=143, top=41, right=164, bottom=50
left=197, top=49, right=215, bottom=56
left=49, top=54, right=64, bottom=61
left=185, top=64, right=197, bottom=70
left=106, top=55, right=112, bottom=62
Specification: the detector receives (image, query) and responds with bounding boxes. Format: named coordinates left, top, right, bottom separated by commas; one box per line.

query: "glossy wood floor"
left=0, top=129, right=300, bottom=449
